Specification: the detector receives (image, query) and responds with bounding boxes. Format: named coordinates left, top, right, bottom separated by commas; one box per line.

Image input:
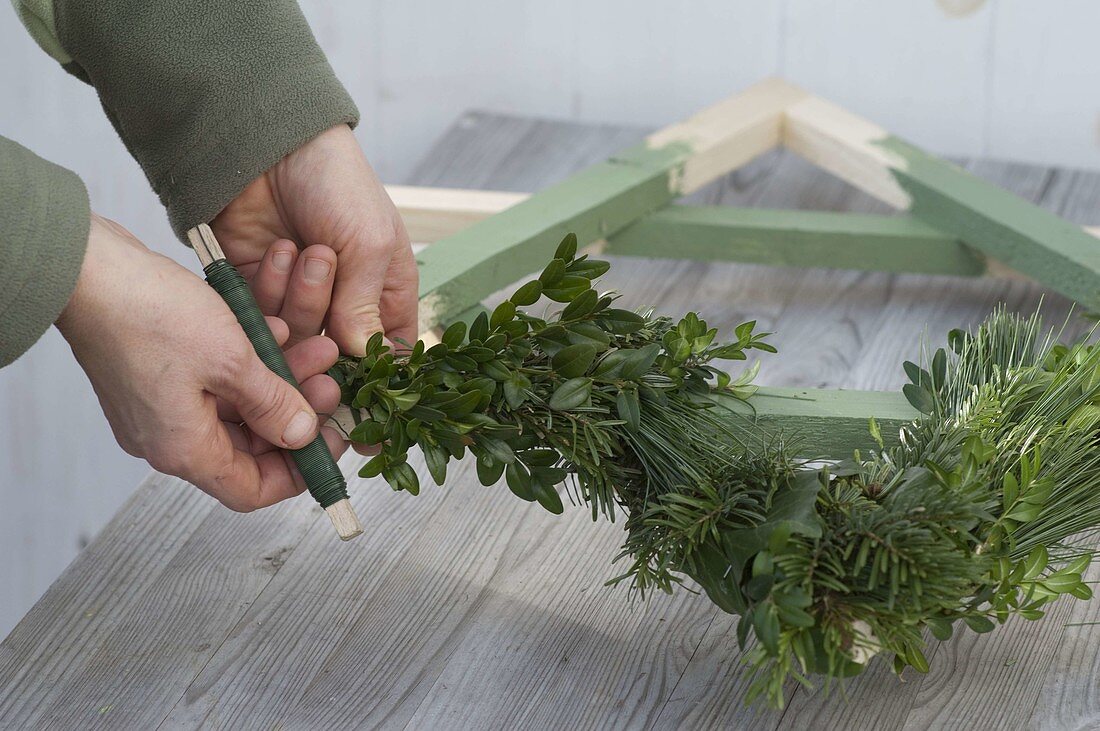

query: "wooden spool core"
left=325, top=499, right=363, bottom=541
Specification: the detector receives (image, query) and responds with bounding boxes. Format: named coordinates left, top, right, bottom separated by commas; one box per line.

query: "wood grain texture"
left=1, top=112, right=1094, bottom=731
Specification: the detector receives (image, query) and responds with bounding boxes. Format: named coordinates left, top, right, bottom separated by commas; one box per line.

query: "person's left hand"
left=212, top=124, right=419, bottom=354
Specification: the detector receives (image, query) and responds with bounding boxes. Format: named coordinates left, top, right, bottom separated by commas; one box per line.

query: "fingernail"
left=283, top=411, right=315, bottom=446
left=304, top=258, right=332, bottom=284
left=272, top=251, right=293, bottom=272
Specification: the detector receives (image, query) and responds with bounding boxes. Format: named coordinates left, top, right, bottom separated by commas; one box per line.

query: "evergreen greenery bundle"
left=329, top=235, right=1100, bottom=708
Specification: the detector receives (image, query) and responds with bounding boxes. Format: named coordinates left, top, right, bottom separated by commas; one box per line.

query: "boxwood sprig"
left=329, top=233, right=774, bottom=518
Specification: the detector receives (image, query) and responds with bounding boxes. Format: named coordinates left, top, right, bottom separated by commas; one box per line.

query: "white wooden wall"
left=2, top=0, right=1099, bottom=637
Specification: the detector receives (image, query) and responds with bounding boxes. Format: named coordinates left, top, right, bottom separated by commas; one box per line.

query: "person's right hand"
left=56, top=214, right=347, bottom=512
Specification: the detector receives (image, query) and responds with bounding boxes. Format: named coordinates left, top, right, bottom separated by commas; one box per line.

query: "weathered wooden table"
left=3, top=112, right=1099, bottom=730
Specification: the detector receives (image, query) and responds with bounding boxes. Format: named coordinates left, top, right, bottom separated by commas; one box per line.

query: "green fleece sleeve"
left=15, top=0, right=359, bottom=240
left=0, top=137, right=90, bottom=367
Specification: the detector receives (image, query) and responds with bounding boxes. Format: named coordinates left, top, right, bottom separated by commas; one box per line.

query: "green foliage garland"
left=329, top=234, right=1099, bottom=708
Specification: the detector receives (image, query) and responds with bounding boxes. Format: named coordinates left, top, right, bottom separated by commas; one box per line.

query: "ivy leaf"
left=553, top=344, right=597, bottom=378
left=549, top=377, right=592, bottom=410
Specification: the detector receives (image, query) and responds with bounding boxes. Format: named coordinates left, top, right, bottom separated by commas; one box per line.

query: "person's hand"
left=212, top=124, right=419, bottom=354
left=244, top=240, right=385, bottom=458
left=56, top=214, right=348, bottom=511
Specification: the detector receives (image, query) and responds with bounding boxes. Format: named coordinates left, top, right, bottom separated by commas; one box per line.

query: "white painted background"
left=1, top=0, right=1098, bottom=636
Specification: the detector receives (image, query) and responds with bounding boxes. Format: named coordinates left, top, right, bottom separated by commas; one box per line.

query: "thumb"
left=210, top=356, right=319, bottom=449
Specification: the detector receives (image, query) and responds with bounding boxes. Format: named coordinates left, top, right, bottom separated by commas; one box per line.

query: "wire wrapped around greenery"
left=329, top=234, right=1099, bottom=708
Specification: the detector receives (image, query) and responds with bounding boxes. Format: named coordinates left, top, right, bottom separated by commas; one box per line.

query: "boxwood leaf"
left=510, top=280, right=542, bottom=306
left=491, top=301, right=516, bottom=330
left=597, top=309, right=646, bottom=334
left=554, top=232, right=578, bottom=261
left=549, top=377, right=592, bottom=410
left=539, top=258, right=567, bottom=286
left=422, top=443, right=448, bottom=486
left=477, top=455, right=505, bottom=486
left=442, top=321, right=467, bottom=348
left=506, top=461, right=535, bottom=501
left=553, top=344, right=597, bottom=378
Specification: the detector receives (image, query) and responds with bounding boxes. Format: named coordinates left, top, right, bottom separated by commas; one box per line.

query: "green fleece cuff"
left=52, top=0, right=359, bottom=240
left=0, top=137, right=90, bottom=367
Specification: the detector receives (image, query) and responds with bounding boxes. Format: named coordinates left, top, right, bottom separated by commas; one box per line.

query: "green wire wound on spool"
left=203, top=259, right=349, bottom=509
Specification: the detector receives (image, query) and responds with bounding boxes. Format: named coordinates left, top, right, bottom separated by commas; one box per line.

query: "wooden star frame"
left=337, top=78, right=1100, bottom=456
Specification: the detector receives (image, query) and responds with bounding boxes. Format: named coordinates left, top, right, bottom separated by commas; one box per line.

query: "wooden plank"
left=717, top=386, right=915, bottom=456
left=607, top=206, right=985, bottom=276
left=415, top=79, right=805, bottom=332
left=330, top=386, right=915, bottom=461
left=387, top=181, right=1099, bottom=253
left=386, top=184, right=525, bottom=243
left=645, top=76, right=807, bottom=195
left=156, top=457, right=543, bottom=729
left=0, top=477, right=217, bottom=728
left=784, top=94, right=1100, bottom=309
left=28, top=491, right=321, bottom=729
